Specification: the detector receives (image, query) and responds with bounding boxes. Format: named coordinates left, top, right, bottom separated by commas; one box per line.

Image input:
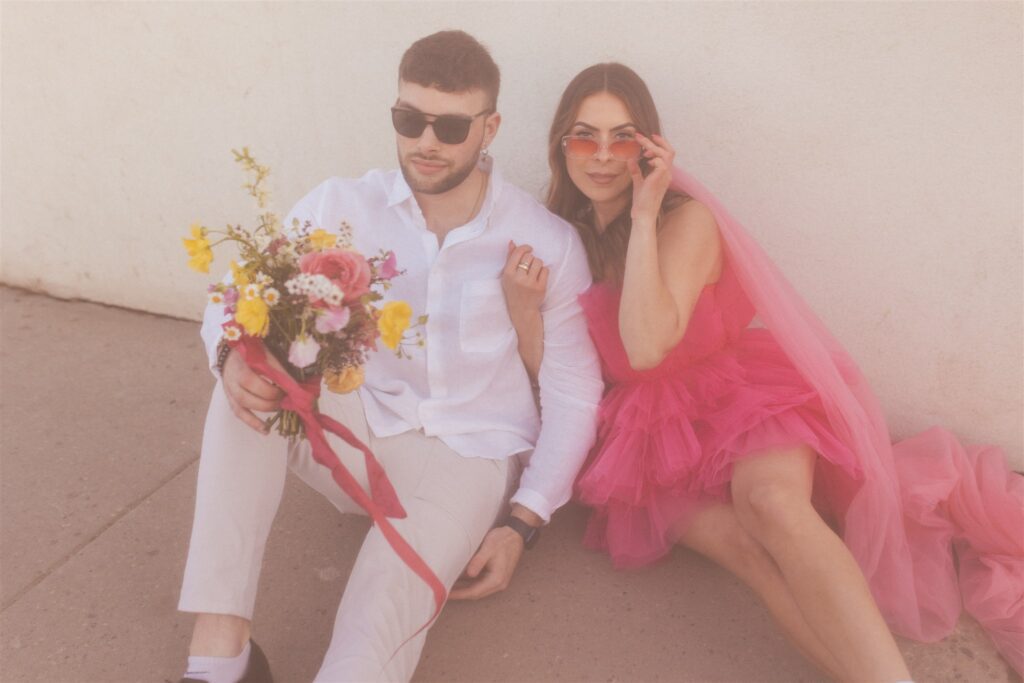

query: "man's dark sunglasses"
left=390, top=107, right=492, bottom=145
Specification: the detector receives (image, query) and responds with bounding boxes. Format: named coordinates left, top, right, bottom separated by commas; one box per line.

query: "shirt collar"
left=387, top=170, right=413, bottom=208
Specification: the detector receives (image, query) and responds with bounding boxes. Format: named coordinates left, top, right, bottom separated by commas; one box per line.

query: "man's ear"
left=483, top=112, right=501, bottom=149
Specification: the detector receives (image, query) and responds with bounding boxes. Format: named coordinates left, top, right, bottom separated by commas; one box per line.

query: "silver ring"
left=517, top=261, right=531, bottom=272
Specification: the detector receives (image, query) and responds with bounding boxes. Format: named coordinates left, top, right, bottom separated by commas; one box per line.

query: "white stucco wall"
left=2, top=1, right=1021, bottom=467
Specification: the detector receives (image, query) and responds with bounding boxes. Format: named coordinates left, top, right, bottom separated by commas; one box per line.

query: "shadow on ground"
left=0, top=288, right=1016, bottom=682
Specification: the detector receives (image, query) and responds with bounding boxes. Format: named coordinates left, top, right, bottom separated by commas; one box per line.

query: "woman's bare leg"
left=675, top=503, right=843, bottom=680
left=731, top=446, right=910, bottom=681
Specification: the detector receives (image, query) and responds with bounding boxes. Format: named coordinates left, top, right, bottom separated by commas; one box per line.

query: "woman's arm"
left=618, top=133, right=722, bottom=370
left=502, top=241, right=548, bottom=385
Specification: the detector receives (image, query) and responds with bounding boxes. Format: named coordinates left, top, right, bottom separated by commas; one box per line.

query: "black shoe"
left=178, top=640, right=274, bottom=683
left=240, top=641, right=273, bottom=683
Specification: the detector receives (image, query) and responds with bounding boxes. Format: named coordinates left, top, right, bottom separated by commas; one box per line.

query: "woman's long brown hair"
left=546, top=63, right=687, bottom=283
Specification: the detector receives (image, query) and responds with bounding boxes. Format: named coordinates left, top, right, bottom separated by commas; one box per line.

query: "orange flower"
left=325, top=365, right=364, bottom=394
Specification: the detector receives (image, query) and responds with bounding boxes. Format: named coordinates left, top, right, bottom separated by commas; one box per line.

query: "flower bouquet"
left=182, top=149, right=444, bottom=636
left=183, top=148, right=424, bottom=439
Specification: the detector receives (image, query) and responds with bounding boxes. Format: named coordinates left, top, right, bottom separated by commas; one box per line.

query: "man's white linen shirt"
left=201, top=163, right=603, bottom=522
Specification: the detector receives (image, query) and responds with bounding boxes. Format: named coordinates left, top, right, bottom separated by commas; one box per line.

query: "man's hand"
left=448, top=526, right=524, bottom=600
left=221, top=346, right=286, bottom=434
left=448, top=505, right=542, bottom=601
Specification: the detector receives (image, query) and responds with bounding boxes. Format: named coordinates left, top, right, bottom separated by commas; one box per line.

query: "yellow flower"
left=230, top=260, right=250, bottom=287
left=235, top=296, right=269, bottom=337
left=378, top=300, right=413, bottom=350
left=188, top=250, right=213, bottom=273
left=309, top=229, right=337, bottom=251
left=182, top=224, right=213, bottom=273
left=325, top=365, right=364, bottom=394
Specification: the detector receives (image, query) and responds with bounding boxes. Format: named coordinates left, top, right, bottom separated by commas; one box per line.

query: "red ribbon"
left=232, top=336, right=446, bottom=644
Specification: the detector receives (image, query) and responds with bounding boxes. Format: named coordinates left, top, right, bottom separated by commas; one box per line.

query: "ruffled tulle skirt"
left=576, top=327, right=863, bottom=568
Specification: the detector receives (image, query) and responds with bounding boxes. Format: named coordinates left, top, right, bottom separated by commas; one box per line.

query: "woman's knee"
left=734, top=481, right=817, bottom=544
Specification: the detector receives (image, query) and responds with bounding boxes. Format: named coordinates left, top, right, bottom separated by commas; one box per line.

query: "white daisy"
left=326, top=286, right=345, bottom=306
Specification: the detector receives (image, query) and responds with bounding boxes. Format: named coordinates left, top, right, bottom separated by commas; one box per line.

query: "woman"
left=501, top=63, right=1022, bottom=681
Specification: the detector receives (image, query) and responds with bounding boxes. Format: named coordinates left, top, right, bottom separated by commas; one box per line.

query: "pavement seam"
left=2, top=284, right=199, bottom=324
left=0, top=455, right=199, bottom=614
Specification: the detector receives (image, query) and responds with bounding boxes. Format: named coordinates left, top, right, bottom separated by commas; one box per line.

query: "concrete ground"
left=0, top=286, right=1017, bottom=683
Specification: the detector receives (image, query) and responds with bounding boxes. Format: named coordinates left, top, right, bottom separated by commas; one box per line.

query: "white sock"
left=184, top=640, right=251, bottom=683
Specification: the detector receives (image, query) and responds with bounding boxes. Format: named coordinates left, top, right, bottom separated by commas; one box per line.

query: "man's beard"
left=399, top=148, right=480, bottom=195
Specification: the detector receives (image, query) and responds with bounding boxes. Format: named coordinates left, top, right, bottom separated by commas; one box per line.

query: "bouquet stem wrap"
left=232, top=336, right=446, bottom=641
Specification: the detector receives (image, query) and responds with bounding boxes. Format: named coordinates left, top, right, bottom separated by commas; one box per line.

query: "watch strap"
left=504, top=515, right=540, bottom=550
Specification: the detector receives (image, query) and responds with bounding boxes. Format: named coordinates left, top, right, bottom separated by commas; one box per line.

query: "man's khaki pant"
left=179, top=384, right=516, bottom=682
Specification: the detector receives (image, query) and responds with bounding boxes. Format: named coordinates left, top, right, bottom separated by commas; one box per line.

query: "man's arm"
left=449, top=227, right=602, bottom=600
left=508, top=228, right=602, bottom=521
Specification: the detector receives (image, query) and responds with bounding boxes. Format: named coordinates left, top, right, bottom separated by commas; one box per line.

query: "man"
left=178, top=30, right=602, bottom=683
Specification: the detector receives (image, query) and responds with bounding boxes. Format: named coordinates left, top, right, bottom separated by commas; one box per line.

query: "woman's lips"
left=587, top=172, right=619, bottom=186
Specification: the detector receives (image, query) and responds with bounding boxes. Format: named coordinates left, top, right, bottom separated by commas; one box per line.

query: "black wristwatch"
left=503, top=515, right=541, bottom=550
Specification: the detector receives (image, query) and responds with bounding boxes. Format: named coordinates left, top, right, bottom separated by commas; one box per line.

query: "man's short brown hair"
left=399, top=30, right=500, bottom=110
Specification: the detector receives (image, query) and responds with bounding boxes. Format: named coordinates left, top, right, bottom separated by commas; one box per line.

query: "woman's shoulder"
left=657, top=197, right=723, bottom=285
left=660, top=198, right=721, bottom=248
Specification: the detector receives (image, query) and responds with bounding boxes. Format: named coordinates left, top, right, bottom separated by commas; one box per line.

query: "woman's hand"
left=628, top=132, right=676, bottom=225
left=502, top=242, right=548, bottom=319
left=501, top=241, right=547, bottom=385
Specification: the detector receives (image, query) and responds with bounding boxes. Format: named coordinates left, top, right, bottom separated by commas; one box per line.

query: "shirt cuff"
left=509, top=487, right=555, bottom=524
left=203, top=330, right=225, bottom=378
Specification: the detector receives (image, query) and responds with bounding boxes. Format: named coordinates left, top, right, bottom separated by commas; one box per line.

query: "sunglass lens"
left=564, top=138, right=599, bottom=158
left=609, top=139, right=642, bottom=160
left=392, top=109, right=427, bottom=138
left=432, top=117, right=472, bottom=144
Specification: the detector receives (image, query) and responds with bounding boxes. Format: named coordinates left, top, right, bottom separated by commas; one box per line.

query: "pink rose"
left=288, top=336, right=321, bottom=369
left=315, top=306, right=351, bottom=334
left=379, top=251, right=399, bottom=280
left=300, top=249, right=371, bottom=302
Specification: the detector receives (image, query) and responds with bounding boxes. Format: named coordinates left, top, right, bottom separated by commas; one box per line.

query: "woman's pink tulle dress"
left=577, top=260, right=858, bottom=567
left=573, top=168, right=1024, bottom=673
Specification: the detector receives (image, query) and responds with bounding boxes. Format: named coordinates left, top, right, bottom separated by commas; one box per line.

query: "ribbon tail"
left=232, top=336, right=446, bottom=656
left=376, top=514, right=447, bottom=647
left=313, top=431, right=447, bottom=631
left=286, top=404, right=447, bottom=642
left=319, top=412, right=407, bottom=518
